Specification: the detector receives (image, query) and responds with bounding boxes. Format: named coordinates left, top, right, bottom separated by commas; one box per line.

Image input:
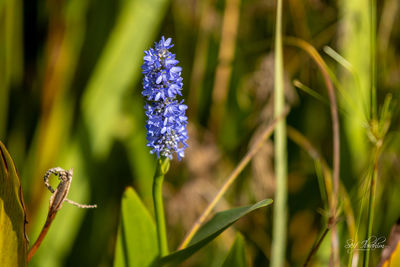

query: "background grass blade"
left=339, top=0, right=371, bottom=173
left=0, top=0, right=24, bottom=140
left=81, top=0, right=169, bottom=158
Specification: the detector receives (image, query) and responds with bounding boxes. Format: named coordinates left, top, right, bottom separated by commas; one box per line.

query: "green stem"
left=271, top=0, right=288, bottom=266
left=348, top=173, right=368, bottom=267
left=303, top=227, right=330, bottom=267
left=363, top=146, right=380, bottom=267
left=364, top=0, right=378, bottom=264
left=153, top=157, right=170, bottom=257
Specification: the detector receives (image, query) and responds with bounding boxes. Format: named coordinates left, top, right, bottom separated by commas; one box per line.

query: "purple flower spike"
left=141, top=36, right=188, bottom=160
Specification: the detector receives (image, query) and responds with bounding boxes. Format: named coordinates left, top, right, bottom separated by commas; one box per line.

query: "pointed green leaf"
left=113, top=187, right=158, bottom=267
left=0, top=141, right=28, bottom=266
left=221, top=233, right=247, bottom=267
left=160, top=199, right=273, bottom=265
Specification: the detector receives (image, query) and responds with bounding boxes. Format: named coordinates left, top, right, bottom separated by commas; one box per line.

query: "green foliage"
left=221, top=233, right=247, bottom=267
left=1, top=0, right=400, bottom=266
left=160, top=199, right=272, bottom=265
left=114, top=187, right=158, bottom=267
left=0, top=142, right=27, bottom=266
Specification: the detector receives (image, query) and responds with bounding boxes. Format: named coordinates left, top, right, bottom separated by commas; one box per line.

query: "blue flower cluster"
left=141, top=36, right=188, bottom=160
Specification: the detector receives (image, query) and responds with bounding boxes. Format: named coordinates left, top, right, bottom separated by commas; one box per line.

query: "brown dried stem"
left=27, top=168, right=96, bottom=262
left=303, top=227, right=330, bottom=267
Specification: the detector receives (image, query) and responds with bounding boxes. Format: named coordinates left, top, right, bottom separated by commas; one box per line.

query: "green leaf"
left=221, top=233, right=247, bottom=267
left=160, top=199, right=273, bottom=265
left=113, top=187, right=158, bottom=267
left=0, top=141, right=28, bottom=266
left=81, top=0, right=169, bottom=158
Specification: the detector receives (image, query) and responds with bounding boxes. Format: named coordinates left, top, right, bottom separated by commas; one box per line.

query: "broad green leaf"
left=113, top=187, right=158, bottom=267
left=0, top=141, right=28, bottom=266
left=82, top=0, right=169, bottom=158
left=160, top=199, right=273, bottom=265
left=221, top=233, right=247, bottom=267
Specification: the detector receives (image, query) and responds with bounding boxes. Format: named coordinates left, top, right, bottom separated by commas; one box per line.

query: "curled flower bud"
left=141, top=36, right=188, bottom=160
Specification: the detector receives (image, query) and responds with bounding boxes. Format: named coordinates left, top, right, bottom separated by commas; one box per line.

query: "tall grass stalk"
left=363, top=151, right=379, bottom=267
left=270, top=0, right=288, bottom=266
left=364, top=0, right=378, bottom=265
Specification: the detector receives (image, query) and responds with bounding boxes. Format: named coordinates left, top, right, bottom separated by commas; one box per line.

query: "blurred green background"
left=1, top=0, right=399, bottom=266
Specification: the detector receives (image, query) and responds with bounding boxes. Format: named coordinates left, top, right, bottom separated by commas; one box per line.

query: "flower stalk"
left=153, top=157, right=170, bottom=257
